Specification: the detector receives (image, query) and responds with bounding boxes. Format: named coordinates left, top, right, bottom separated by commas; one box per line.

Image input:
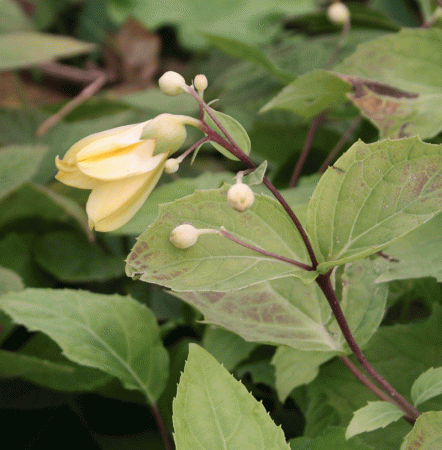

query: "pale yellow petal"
left=75, top=120, right=151, bottom=161
left=77, top=139, right=164, bottom=180
left=86, top=154, right=168, bottom=231
left=55, top=167, right=100, bottom=189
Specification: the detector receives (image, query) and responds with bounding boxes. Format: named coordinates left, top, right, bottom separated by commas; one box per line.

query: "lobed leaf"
left=0, top=289, right=169, bottom=403
left=307, top=137, right=442, bottom=272
left=126, top=186, right=313, bottom=292
left=173, top=344, right=290, bottom=450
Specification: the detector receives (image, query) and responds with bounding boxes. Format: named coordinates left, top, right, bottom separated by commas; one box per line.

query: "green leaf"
left=260, top=70, right=351, bottom=119
left=205, top=109, right=251, bottom=160
left=346, top=402, right=404, bottom=439
left=243, top=161, right=267, bottom=186
left=172, top=274, right=337, bottom=351
left=0, top=145, right=48, bottom=201
left=126, top=186, right=313, bottom=292
left=114, top=172, right=233, bottom=235
left=272, top=258, right=387, bottom=401
left=401, top=411, right=442, bottom=450
left=290, top=427, right=374, bottom=450
left=202, top=33, right=295, bottom=84
left=411, top=367, right=442, bottom=407
left=0, top=289, right=169, bottom=403
left=272, top=347, right=334, bottom=401
left=375, top=212, right=442, bottom=283
left=173, top=343, right=290, bottom=450
left=203, top=326, right=257, bottom=372
left=0, top=32, right=95, bottom=70
left=0, top=182, right=92, bottom=240
left=0, top=266, right=24, bottom=295
left=334, top=28, right=442, bottom=139
left=34, top=231, right=125, bottom=283
left=307, top=137, right=442, bottom=272
left=0, top=0, right=34, bottom=33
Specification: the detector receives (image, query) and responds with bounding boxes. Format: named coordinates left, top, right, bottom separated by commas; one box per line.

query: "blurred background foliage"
left=0, top=0, right=441, bottom=448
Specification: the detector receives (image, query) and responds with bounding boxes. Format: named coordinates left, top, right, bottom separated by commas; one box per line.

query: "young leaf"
left=0, top=145, right=48, bottom=201
left=126, top=186, right=314, bottom=292
left=0, top=32, right=95, bottom=70
left=0, top=289, right=169, bottom=403
left=201, top=33, right=295, bottom=84
left=173, top=343, right=290, bottom=450
left=260, top=70, right=351, bottom=119
left=346, top=401, right=404, bottom=439
left=307, top=137, right=442, bottom=272
left=205, top=109, right=251, bottom=160
left=400, top=411, right=442, bottom=450
left=411, top=367, right=442, bottom=407
left=242, top=161, right=268, bottom=186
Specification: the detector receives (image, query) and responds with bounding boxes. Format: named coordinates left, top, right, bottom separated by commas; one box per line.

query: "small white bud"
left=164, top=158, right=180, bottom=174
left=170, top=224, right=200, bottom=249
left=194, top=74, right=208, bottom=92
left=227, top=183, right=255, bottom=212
left=327, top=2, right=350, bottom=24
left=158, top=71, right=187, bottom=96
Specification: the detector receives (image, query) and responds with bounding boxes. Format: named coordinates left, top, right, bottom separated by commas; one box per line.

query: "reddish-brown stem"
left=219, top=228, right=313, bottom=271
left=325, top=19, right=351, bottom=70
left=319, top=115, right=362, bottom=173
left=289, top=112, right=327, bottom=187
left=316, top=274, right=420, bottom=421
left=151, top=403, right=172, bottom=450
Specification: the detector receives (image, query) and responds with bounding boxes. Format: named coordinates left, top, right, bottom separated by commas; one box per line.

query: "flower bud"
left=170, top=224, right=200, bottom=249
left=194, top=74, right=208, bottom=92
left=158, top=71, right=187, bottom=96
left=164, top=158, right=180, bottom=174
left=227, top=182, right=254, bottom=212
left=327, top=2, right=350, bottom=24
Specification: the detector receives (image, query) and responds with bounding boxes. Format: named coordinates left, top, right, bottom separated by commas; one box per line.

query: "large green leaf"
left=307, top=137, right=442, bottom=272
left=260, top=70, right=351, bottom=120
left=114, top=172, right=233, bottom=235
left=400, top=411, right=442, bottom=450
left=202, top=33, right=295, bottom=84
left=0, top=145, right=48, bottom=201
left=376, top=212, right=442, bottom=283
left=0, top=32, right=95, bottom=70
left=411, top=367, right=442, bottom=407
left=33, top=231, right=125, bottom=283
left=0, top=289, right=169, bottom=403
left=346, top=402, right=404, bottom=439
left=173, top=344, right=290, bottom=450
left=0, top=182, right=92, bottom=240
left=334, top=28, right=442, bottom=139
left=126, top=186, right=314, bottom=291
left=272, top=258, right=387, bottom=401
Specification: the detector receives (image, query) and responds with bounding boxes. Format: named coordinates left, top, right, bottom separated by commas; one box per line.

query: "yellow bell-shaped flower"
left=55, top=113, right=198, bottom=232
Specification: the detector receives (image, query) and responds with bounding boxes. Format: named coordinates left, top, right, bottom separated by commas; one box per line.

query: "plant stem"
left=289, top=112, right=327, bottom=187
left=316, top=273, right=420, bottom=421
left=219, top=227, right=313, bottom=270
left=325, top=19, right=351, bottom=70
left=151, top=403, right=172, bottom=450
left=319, top=115, right=362, bottom=173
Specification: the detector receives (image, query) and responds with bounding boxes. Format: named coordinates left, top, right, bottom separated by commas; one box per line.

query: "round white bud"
left=327, top=2, right=350, bottom=24
left=170, top=224, right=200, bottom=249
left=158, top=71, right=187, bottom=96
left=194, top=74, right=208, bottom=92
left=164, top=158, right=180, bottom=174
left=227, top=183, right=255, bottom=212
